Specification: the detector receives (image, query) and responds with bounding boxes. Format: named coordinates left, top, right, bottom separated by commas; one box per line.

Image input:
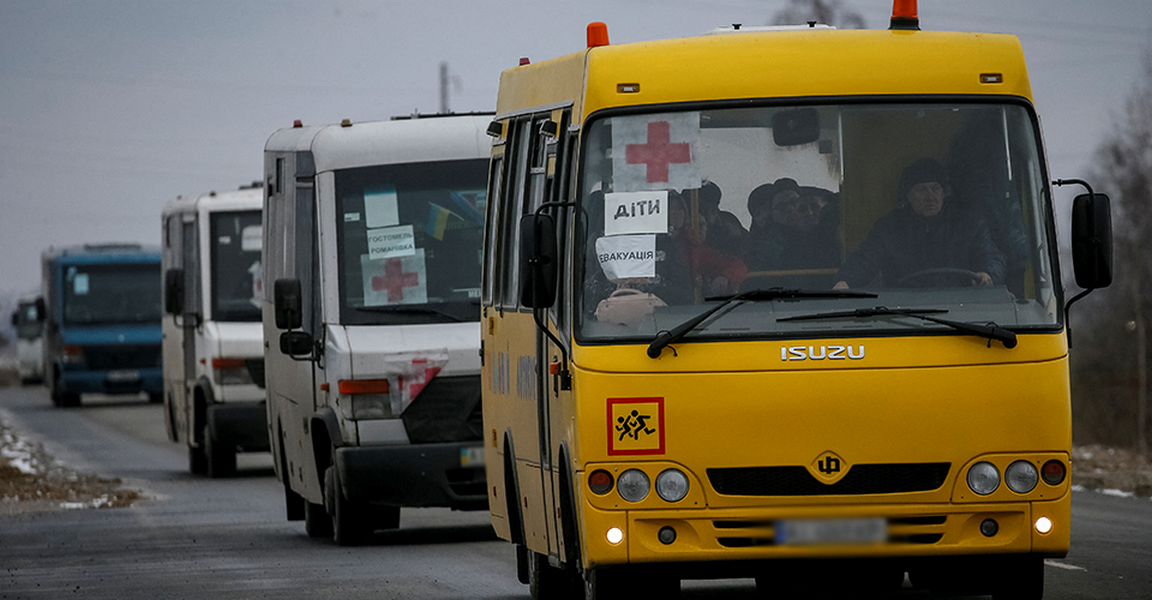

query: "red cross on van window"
left=625, top=121, right=691, bottom=183
left=371, top=258, right=419, bottom=302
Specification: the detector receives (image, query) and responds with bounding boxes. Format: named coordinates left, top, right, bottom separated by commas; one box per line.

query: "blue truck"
left=39, top=243, right=164, bottom=407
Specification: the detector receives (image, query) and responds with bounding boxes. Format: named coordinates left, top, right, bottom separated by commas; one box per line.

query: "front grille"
left=85, top=344, right=161, bottom=370
left=708, top=463, right=951, bottom=496
left=402, top=375, right=482, bottom=444
left=245, top=358, right=266, bottom=389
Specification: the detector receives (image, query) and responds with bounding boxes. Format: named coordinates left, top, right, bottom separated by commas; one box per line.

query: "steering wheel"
left=894, top=268, right=983, bottom=288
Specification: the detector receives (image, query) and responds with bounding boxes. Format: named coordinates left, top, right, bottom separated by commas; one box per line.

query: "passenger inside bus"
left=742, top=178, right=841, bottom=274
left=832, top=158, right=1006, bottom=289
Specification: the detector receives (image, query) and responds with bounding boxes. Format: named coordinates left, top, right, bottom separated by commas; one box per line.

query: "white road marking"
left=1045, top=559, right=1087, bottom=571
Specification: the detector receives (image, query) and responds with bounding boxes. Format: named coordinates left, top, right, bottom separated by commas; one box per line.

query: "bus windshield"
left=62, top=263, right=162, bottom=326
left=211, top=210, right=262, bottom=322
left=577, top=102, right=1058, bottom=343
left=335, top=159, right=488, bottom=325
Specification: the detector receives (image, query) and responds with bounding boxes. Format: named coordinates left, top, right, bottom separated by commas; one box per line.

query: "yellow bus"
left=480, top=5, right=1113, bottom=598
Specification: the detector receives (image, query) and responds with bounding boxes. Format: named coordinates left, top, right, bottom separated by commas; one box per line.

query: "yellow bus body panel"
left=496, top=30, right=1032, bottom=121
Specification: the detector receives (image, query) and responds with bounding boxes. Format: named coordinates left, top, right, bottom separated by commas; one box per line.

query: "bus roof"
left=264, top=114, right=494, bottom=173
left=162, top=185, right=262, bottom=218
left=496, top=28, right=1031, bottom=123
left=42, top=243, right=161, bottom=263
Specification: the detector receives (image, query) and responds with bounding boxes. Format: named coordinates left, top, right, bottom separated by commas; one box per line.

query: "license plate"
left=460, top=446, right=485, bottom=467
left=106, top=369, right=140, bottom=382
left=777, top=518, right=886, bottom=545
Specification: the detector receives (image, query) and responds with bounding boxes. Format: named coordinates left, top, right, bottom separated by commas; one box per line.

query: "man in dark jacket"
left=833, top=158, right=1006, bottom=289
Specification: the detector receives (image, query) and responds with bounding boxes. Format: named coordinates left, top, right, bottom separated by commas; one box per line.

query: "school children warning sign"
left=612, top=112, right=701, bottom=192
left=608, top=397, right=665, bottom=456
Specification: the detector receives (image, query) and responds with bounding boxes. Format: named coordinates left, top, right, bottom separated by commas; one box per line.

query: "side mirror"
left=279, top=331, right=314, bottom=357
left=274, top=278, right=302, bottom=330
left=1071, top=192, right=1113, bottom=289
left=164, top=269, right=185, bottom=315
left=519, top=213, right=558, bottom=308
left=773, top=108, right=820, bottom=147
left=34, top=297, right=45, bottom=322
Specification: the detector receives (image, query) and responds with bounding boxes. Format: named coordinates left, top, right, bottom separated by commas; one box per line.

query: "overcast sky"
left=1, top=0, right=1149, bottom=298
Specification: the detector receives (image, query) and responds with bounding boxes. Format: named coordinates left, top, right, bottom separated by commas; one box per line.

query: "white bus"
left=162, top=185, right=268, bottom=477
left=263, top=114, right=492, bottom=545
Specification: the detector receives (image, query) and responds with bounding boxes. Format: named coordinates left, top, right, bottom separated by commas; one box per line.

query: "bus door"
left=527, top=109, right=576, bottom=562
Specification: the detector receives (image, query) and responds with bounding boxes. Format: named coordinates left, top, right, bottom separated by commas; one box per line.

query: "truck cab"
left=40, top=243, right=163, bottom=407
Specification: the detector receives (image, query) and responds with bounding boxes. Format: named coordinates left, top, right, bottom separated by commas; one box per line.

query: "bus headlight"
left=1005, top=460, right=1039, bottom=494
left=967, top=461, right=1000, bottom=495
left=1041, top=460, right=1067, bottom=485
left=655, top=469, right=690, bottom=502
left=617, top=469, right=650, bottom=502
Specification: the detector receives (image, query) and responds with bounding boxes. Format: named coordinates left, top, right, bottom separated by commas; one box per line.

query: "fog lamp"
left=606, top=527, right=624, bottom=545
left=658, top=526, right=677, bottom=545
left=1035, top=516, right=1053, bottom=535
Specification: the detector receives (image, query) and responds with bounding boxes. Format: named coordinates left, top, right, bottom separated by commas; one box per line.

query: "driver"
left=833, top=158, right=1005, bottom=289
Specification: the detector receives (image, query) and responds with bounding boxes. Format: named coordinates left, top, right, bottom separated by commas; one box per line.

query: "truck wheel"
left=325, top=463, right=369, bottom=546
left=204, top=424, right=236, bottom=478
left=304, top=500, right=333, bottom=538
left=188, top=445, right=208, bottom=475
left=60, top=392, right=81, bottom=408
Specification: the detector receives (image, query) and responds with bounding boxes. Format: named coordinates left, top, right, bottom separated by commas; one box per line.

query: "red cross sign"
left=372, top=258, right=420, bottom=302
left=626, top=121, right=691, bottom=183
left=612, top=112, right=700, bottom=192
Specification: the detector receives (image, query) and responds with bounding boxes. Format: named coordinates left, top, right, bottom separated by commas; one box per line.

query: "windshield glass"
left=15, top=301, right=41, bottom=339
left=62, top=262, right=162, bottom=326
left=336, top=159, right=488, bottom=325
left=577, top=102, right=1058, bottom=342
left=211, top=210, right=262, bottom=322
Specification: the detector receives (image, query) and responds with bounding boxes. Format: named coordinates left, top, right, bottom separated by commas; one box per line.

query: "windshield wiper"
left=778, top=306, right=1017, bottom=349
left=355, top=305, right=468, bottom=322
left=647, top=288, right=878, bottom=359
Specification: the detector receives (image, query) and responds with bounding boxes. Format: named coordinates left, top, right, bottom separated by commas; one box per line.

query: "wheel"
left=581, top=567, right=656, bottom=600
left=325, top=462, right=370, bottom=546
left=894, top=267, right=982, bottom=288
left=204, top=424, right=236, bottom=478
left=60, top=392, right=81, bottom=408
left=992, top=555, right=1044, bottom=600
left=188, top=444, right=208, bottom=475
left=148, top=392, right=163, bottom=404
left=304, top=499, right=333, bottom=538
left=528, top=550, right=578, bottom=600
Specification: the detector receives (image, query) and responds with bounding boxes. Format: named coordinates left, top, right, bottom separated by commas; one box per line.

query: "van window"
left=335, top=158, right=488, bottom=325
left=210, top=210, right=262, bottom=322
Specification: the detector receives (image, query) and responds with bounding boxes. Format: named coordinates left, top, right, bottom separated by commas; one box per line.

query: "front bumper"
left=334, top=441, right=488, bottom=511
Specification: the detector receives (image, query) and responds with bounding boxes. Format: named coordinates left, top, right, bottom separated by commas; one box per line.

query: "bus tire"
left=304, top=499, right=333, bottom=538
left=204, top=423, right=236, bottom=478
left=528, top=550, right=577, bottom=600
left=325, top=461, right=369, bottom=546
left=188, top=444, right=208, bottom=475
left=992, top=555, right=1043, bottom=600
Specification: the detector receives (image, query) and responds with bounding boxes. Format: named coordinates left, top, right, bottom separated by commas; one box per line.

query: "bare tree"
left=1079, top=49, right=1152, bottom=456
left=770, top=0, right=866, bottom=29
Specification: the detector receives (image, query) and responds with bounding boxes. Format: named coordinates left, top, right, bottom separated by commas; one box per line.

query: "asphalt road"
left=1, top=384, right=1150, bottom=599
